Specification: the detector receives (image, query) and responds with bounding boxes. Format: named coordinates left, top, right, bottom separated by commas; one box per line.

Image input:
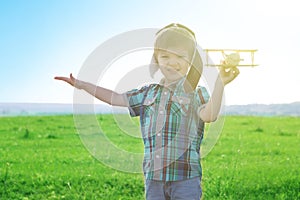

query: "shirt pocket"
left=171, top=96, right=191, bottom=116
left=141, top=96, right=158, bottom=136
left=142, top=96, right=157, bottom=114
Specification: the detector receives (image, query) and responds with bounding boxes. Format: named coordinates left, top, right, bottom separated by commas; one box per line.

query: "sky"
left=0, top=0, right=299, bottom=105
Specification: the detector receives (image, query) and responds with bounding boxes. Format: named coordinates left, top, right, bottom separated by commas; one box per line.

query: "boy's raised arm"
left=199, top=67, right=239, bottom=122
left=54, top=73, right=129, bottom=107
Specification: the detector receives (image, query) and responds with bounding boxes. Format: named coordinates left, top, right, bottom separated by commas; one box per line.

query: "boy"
left=55, top=23, right=239, bottom=199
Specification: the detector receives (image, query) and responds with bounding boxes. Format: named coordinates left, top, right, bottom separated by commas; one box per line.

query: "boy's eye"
left=160, top=55, right=169, bottom=58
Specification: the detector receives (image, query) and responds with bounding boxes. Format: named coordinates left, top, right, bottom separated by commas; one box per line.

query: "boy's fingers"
left=54, top=76, right=73, bottom=85
left=54, top=73, right=79, bottom=88
left=232, top=67, right=239, bottom=77
left=70, top=73, right=78, bottom=82
left=54, top=76, right=65, bottom=80
left=54, top=76, right=68, bottom=81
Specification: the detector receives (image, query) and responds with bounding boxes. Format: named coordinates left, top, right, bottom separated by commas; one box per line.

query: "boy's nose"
left=167, top=59, right=180, bottom=69
left=167, top=65, right=180, bottom=71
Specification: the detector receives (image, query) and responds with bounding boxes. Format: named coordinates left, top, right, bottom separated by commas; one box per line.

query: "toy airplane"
left=204, top=49, right=258, bottom=68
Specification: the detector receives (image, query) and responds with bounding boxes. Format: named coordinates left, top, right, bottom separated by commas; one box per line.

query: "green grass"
left=0, top=115, right=299, bottom=199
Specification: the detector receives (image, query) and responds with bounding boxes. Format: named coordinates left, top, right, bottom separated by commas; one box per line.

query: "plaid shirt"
left=126, top=79, right=209, bottom=181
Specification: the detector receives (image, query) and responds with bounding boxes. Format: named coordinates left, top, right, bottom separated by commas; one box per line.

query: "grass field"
left=0, top=115, right=299, bottom=199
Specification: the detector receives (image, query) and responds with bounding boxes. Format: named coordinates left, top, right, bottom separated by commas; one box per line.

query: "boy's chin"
left=165, top=76, right=183, bottom=83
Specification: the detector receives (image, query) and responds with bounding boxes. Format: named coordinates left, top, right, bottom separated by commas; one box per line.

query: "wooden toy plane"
left=204, top=49, right=258, bottom=68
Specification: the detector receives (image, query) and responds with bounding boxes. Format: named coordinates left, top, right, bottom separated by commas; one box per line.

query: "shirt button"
left=164, top=92, right=168, bottom=95
left=157, top=133, right=161, bottom=136
left=159, top=110, right=164, bottom=114
left=156, top=155, right=160, bottom=159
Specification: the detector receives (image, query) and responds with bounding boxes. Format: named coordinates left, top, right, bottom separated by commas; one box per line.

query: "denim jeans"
left=145, top=177, right=202, bottom=200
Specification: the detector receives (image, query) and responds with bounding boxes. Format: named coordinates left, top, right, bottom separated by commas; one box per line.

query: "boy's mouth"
left=166, top=69, right=180, bottom=75
left=165, top=66, right=180, bottom=72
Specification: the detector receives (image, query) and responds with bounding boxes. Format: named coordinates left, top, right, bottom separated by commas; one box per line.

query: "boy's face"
left=156, top=47, right=191, bottom=83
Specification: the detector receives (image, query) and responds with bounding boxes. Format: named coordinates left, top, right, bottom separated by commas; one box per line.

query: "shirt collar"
left=159, top=77, right=186, bottom=91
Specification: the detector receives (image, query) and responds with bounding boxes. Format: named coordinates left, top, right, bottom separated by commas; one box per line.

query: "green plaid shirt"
left=126, top=79, right=209, bottom=181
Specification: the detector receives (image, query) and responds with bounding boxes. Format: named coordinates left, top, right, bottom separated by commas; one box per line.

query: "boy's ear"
left=149, top=55, right=159, bottom=78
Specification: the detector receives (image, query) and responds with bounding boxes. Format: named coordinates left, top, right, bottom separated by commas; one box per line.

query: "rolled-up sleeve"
left=125, top=86, right=149, bottom=117
left=199, top=86, right=210, bottom=103
left=197, top=86, right=210, bottom=113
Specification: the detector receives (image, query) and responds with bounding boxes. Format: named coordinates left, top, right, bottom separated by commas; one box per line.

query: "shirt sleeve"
left=195, top=86, right=210, bottom=115
left=197, top=86, right=210, bottom=104
left=125, top=85, right=149, bottom=117
left=202, top=86, right=210, bottom=103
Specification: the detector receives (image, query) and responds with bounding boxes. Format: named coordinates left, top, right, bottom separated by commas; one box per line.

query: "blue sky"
left=1, top=0, right=299, bottom=105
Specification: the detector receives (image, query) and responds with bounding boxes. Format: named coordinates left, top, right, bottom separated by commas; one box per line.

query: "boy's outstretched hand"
left=54, top=73, right=83, bottom=89
left=219, top=67, right=240, bottom=85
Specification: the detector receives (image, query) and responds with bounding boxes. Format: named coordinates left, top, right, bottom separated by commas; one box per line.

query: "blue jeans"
left=145, top=177, right=202, bottom=200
